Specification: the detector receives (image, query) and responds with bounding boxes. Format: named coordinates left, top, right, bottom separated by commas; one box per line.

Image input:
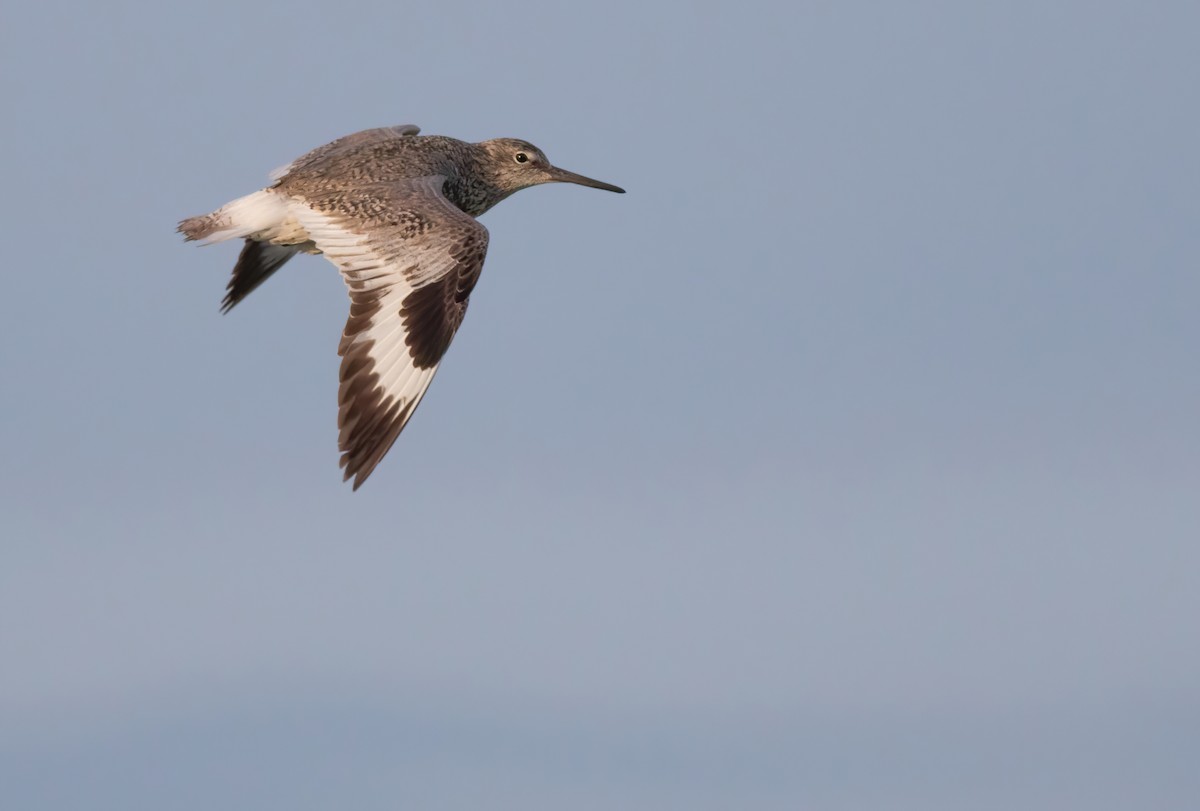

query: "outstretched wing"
left=288, top=175, right=488, bottom=489
left=221, top=241, right=301, bottom=313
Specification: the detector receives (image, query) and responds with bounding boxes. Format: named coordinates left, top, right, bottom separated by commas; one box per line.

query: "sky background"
left=2, top=1, right=1198, bottom=808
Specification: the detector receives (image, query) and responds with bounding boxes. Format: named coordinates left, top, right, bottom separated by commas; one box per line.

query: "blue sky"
left=2, top=1, right=1198, bottom=808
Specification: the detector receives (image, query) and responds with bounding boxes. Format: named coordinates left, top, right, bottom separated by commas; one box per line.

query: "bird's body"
left=179, top=125, right=623, bottom=489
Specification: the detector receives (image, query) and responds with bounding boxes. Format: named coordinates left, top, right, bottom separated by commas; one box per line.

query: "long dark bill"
left=548, top=166, right=626, bottom=193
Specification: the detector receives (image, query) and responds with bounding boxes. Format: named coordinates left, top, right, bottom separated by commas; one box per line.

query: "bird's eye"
left=514, top=152, right=529, bottom=164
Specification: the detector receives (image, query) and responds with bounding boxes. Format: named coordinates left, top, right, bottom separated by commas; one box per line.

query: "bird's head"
left=478, top=138, right=626, bottom=197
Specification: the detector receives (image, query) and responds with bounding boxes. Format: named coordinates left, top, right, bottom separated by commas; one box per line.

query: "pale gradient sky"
left=2, top=1, right=1198, bottom=809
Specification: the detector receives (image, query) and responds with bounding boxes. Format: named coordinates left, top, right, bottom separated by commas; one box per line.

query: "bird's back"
left=275, top=129, right=474, bottom=194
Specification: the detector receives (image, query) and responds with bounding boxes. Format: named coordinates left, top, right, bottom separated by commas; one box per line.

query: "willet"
left=179, top=125, right=624, bottom=489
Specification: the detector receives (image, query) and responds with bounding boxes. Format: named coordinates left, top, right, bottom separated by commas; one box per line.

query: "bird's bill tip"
left=547, top=166, right=625, bottom=193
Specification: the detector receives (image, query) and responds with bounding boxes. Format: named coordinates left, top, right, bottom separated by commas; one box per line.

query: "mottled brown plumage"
left=179, top=124, right=623, bottom=489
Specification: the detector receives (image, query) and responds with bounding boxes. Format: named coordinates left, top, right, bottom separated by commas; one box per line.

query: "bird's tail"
left=177, top=189, right=288, bottom=244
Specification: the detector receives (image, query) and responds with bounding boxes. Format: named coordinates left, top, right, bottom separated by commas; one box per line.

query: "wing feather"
left=286, top=175, right=488, bottom=489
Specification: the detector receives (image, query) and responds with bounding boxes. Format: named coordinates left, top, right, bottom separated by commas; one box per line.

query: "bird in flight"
left=179, top=125, right=624, bottom=489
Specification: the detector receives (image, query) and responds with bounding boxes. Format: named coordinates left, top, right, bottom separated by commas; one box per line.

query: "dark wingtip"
left=340, top=455, right=366, bottom=491
left=219, top=240, right=297, bottom=314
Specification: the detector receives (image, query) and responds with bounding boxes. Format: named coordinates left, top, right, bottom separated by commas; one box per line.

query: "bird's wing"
left=221, top=241, right=301, bottom=313
left=287, top=175, right=488, bottom=489
left=269, top=125, right=422, bottom=182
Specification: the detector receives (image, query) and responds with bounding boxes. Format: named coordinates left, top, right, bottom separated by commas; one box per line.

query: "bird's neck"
left=441, top=144, right=510, bottom=217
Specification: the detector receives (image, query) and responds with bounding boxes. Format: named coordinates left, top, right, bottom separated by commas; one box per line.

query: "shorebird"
left=179, top=125, right=624, bottom=489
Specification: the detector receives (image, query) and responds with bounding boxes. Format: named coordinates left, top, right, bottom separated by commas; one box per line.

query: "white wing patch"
left=285, top=183, right=488, bottom=489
